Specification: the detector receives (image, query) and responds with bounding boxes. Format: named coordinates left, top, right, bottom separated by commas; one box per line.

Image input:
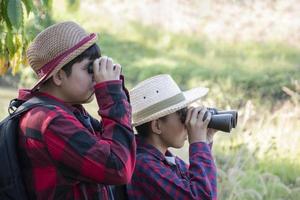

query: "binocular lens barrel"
left=208, top=113, right=233, bottom=132
left=217, top=110, right=238, bottom=128
left=205, top=108, right=238, bottom=133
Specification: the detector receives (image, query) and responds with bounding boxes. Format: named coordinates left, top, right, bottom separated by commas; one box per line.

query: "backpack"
left=0, top=97, right=48, bottom=200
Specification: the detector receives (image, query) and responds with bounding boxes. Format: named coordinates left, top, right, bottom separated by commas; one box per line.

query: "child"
left=17, top=21, right=136, bottom=199
left=126, top=74, right=217, bottom=200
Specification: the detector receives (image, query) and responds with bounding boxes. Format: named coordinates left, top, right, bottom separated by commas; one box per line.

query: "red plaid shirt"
left=18, top=80, right=136, bottom=200
left=126, top=137, right=217, bottom=200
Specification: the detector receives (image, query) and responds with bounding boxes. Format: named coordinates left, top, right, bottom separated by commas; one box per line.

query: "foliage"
left=0, top=0, right=52, bottom=75
left=92, top=23, right=299, bottom=103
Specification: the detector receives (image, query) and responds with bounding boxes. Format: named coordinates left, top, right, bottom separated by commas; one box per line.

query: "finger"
left=203, top=111, right=211, bottom=126
left=185, top=107, right=193, bottom=125
left=197, top=108, right=207, bottom=121
left=190, top=107, right=202, bottom=124
left=93, top=58, right=100, bottom=73
left=106, top=57, right=113, bottom=70
left=99, top=56, right=108, bottom=72
left=114, top=64, right=121, bottom=75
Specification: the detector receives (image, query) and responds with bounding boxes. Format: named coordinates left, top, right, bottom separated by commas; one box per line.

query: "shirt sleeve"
left=44, top=80, right=136, bottom=185
left=129, top=142, right=217, bottom=200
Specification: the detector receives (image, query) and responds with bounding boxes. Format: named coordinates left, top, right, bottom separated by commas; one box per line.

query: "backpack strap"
left=9, top=96, right=74, bottom=119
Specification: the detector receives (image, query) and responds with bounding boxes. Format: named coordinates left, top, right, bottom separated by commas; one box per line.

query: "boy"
left=17, top=21, right=136, bottom=199
left=126, top=74, right=217, bottom=200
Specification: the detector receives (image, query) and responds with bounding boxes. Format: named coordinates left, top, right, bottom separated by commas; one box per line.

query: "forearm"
left=189, top=142, right=217, bottom=200
left=94, top=80, right=136, bottom=183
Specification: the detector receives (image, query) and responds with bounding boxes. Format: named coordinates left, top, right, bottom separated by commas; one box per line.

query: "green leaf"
left=1, top=0, right=12, bottom=29
left=40, top=0, right=52, bottom=10
left=21, top=0, right=33, bottom=15
left=0, top=39, right=2, bottom=56
left=7, top=0, right=23, bottom=30
left=0, top=0, right=3, bottom=22
left=5, top=31, right=15, bottom=58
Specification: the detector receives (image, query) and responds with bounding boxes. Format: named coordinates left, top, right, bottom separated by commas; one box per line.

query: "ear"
left=151, top=119, right=162, bottom=135
left=52, top=70, right=66, bottom=86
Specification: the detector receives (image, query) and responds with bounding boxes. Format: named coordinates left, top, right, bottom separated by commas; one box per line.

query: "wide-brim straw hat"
left=130, top=74, right=209, bottom=126
left=27, top=21, right=98, bottom=90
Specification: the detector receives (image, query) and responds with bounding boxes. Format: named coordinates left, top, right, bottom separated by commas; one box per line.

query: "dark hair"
left=135, top=107, right=187, bottom=138
left=62, top=43, right=101, bottom=76
left=135, top=121, right=151, bottom=138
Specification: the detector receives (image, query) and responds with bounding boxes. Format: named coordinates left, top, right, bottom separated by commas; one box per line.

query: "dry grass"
left=172, top=81, right=300, bottom=199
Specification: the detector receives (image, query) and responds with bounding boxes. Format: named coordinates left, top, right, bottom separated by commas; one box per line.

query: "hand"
left=185, top=106, right=211, bottom=144
left=207, top=128, right=218, bottom=144
left=93, top=56, right=121, bottom=83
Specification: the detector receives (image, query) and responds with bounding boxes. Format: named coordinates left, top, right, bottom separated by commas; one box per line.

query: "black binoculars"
left=180, top=108, right=238, bottom=133
left=87, top=63, right=118, bottom=74
left=87, top=63, right=94, bottom=74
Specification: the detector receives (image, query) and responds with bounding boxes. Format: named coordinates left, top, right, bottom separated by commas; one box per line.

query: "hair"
left=61, top=43, right=101, bottom=76
left=41, top=44, right=101, bottom=87
left=135, top=107, right=187, bottom=138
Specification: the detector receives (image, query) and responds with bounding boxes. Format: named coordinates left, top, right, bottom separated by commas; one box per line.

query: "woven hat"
left=130, top=74, right=209, bottom=126
left=27, top=21, right=98, bottom=90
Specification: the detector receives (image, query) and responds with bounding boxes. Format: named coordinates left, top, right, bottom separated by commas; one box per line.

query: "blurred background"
left=0, top=0, right=299, bottom=199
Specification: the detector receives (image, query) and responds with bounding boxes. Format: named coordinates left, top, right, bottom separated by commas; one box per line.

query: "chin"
left=174, top=142, right=185, bottom=149
left=83, top=98, right=93, bottom=104
left=82, top=92, right=95, bottom=104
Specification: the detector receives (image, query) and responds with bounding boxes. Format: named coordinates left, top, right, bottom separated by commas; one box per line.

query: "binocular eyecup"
left=87, top=63, right=94, bottom=74
left=205, top=108, right=238, bottom=133
left=87, top=63, right=118, bottom=74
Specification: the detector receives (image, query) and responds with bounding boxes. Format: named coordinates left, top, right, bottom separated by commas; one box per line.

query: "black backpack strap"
left=10, top=96, right=74, bottom=119
left=14, top=96, right=98, bottom=133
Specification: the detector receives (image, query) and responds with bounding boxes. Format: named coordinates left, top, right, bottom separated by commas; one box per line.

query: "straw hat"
left=27, top=21, right=98, bottom=90
left=130, top=74, right=209, bottom=126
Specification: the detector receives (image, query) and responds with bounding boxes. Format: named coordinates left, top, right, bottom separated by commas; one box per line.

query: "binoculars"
left=87, top=63, right=117, bottom=74
left=180, top=108, right=238, bottom=133
left=87, top=63, right=94, bottom=74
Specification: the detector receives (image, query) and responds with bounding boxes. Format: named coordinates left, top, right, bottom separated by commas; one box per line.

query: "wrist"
left=188, top=136, right=207, bottom=144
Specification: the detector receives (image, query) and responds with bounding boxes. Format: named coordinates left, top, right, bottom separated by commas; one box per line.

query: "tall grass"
left=172, top=81, right=300, bottom=199
left=215, top=92, right=300, bottom=199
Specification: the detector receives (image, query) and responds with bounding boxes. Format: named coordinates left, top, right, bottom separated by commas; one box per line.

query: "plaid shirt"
left=18, top=80, right=136, bottom=200
left=126, top=137, right=217, bottom=200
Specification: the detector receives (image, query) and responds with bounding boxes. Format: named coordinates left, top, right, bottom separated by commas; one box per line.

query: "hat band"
left=133, top=92, right=186, bottom=123
left=36, top=33, right=97, bottom=78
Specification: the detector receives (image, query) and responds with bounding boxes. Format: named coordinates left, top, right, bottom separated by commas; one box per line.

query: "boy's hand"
left=93, top=56, right=121, bottom=83
left=207, top=128, right=218, bottom=144
left=185, top=106, right=211, bottom=144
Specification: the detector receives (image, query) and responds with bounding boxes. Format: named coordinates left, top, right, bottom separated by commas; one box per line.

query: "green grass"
left=82, top=23, right=300, bottom=107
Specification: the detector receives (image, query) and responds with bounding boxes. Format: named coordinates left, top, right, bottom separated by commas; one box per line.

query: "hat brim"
left=31, top=34, right=98, bottom=91
left=132, top=86, right=209, bottom=126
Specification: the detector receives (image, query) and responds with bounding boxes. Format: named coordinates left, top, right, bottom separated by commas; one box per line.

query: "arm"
left=130, top=143, right=216, bottom=200
left=44, top=81, right=136, bottom=185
